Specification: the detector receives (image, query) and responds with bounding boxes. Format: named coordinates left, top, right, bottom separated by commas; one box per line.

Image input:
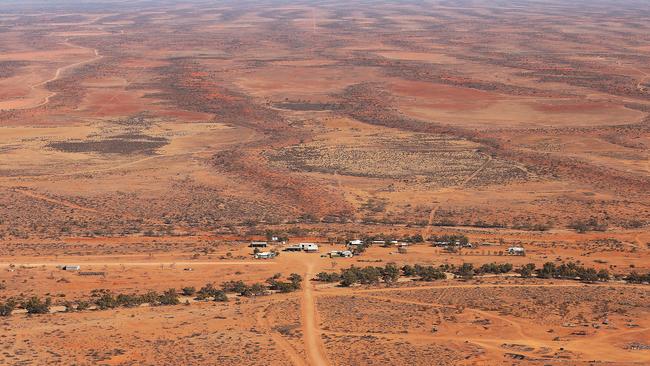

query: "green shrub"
left=23, top=296, right=51, bottom=314
left=158, top=288, right=180, bottom=306
left=182, top=286, right=196, bottom=296
left=0, top=298, right=16, bottom=317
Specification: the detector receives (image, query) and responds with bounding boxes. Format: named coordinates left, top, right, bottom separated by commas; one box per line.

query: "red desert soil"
left=1, top=0, right=650, bottom=365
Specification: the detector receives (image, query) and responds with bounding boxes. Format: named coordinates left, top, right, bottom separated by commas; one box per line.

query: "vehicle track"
left=421, top=155, right=493, bottom=238
left=14, top=188, right=99, bottom=213
left=25, top=39, right=103, bottom=110
left=256, top=302, right=307, bottom=366
left=301, top=263, right=330, bottom=366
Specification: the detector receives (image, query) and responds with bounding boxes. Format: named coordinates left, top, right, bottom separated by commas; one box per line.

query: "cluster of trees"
left=625, top=272, right=650, bottom=284
left=569, top=218, right=608, bottom=233
left=351, top=242, right=371, bottom=255
left=476, top=263, right=514, bottom=275
left=317, top=263, right=447, bottom=287
left=518, top=263, right=537, bottom=278
left=315, top=260, right=650, bottom=288
left=402, top=234, right=424, bottom=243
left=316, top=271, right=342, bottom=283
left=187, top=283, right=228, bottom=301
left=454, top=263, right=477, bottom=279
left=266, top=273, right=302, bottom=293
left=189, top=275, right=302, bottom=300
left=91, top=288, right=181, bottom=310
left=0, top=296, right=51, bottom=316
left=0, top=299, right=16, bottom=316
left=536, top=262, right=610, bottom=282
left=317, top=262, right=515, bottom=286
left=0, top=273, right=304, bottom=317
left=402, top=264, right=446, bottom=281
left=223, top=280, right=267, bottom=296
left=337, top=263, right=401, bottom=287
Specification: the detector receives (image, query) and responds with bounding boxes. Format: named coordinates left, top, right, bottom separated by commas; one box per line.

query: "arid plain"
left=1, top=0, right=649, bottom=365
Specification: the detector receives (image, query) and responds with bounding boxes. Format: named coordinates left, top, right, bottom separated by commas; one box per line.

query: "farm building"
left=507, top=247, right=526, bottom=255
left=254, top=251, right=276, bottom=259
left=283, top=243, right=319, bottom=252
left=249, top=241, right=268, bottom=248
left=347, top=239, right=364, bottom=246
left=299, top=243, right=319, bottom=252
left=328, top=250, right=353, bottom=258
left=283, top=245, right=303, bottom=252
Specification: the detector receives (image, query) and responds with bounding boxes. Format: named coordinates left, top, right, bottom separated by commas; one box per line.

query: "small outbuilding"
left=283, top=245, right=303, bottom=252
left=299, top=243, right=319, bottom=252
left=507, top=247, right=525, bottom=256
left=254, top=251, right=276, bottom=259
left=329, top=250, right=353, bottom=258
left=249, top=241, right=268, bottom=248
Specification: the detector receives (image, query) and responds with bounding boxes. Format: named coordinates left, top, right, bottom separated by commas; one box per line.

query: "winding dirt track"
left=26, top=39, right=103, bottom=110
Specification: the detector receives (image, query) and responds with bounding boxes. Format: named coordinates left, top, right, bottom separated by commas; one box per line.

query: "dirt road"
left=301, top=263, right=330, bottom=366
left=14, top=188, right=99, bottom=213
left=0, top=260, right=275, bottom=268
left=28, top=39, right=103, bottom=109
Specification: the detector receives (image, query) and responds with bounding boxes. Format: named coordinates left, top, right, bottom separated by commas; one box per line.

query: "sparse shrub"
left=315, top=272, right=341, bottom=282
left=76, top=300, right=90, bottom=311
left=0, top=298, right=17, bottom=317
left=139, top=291, right=160, bottom=305
left=221, top=280, right=248, bottom=293
left=415, top=265, right=446, bottom=281
left=288, top=273, right=302, bottom=288
left=182, top=286, right=196, bottom=296
left=578, top=268, right=598, bottom=283
left=23, top=296, right=51, bottom=314
left=404, top=234, right=424, bottom=243
left=340, top=269, right=358, bottom=287
left=477, top=263, right=513, bottom=275
left=380, top=263, right=400, bottom=284
left=518, top=263, right=536, bottom=278
left=597, top=269, right=610, bottom=281
left=569, top=218, right=608, bottom=233
left=625, top=272, right=650, bottom=284
left=241, top=283, right=268, bottom=297
left=536, top=261, right=611, bottom=282
left=94, top=291, right=118, bottom=310
left=352, top=242, right=370, bottom=255
left=213, top=290, right=228, bottom=302
left=158, top=288, right=180, bottom=306
left=267, top=273, right=301, bottom=293
left=401, top=265, right=417, bottom=277
left=456, top=263, right=475, bottom=279
left=116, top=293, right=142, bottom=308
left=196, top=283, right=221, bottom=300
